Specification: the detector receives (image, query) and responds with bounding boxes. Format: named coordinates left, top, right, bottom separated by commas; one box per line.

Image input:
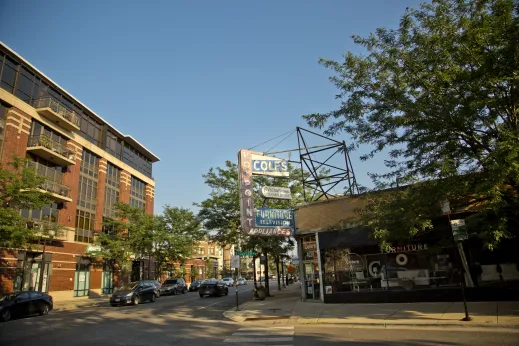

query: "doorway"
left=74, top=257, right=91, bottom=297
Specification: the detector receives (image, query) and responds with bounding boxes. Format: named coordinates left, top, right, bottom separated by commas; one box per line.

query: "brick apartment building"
left=168, top=241, right=235, bottom=284
left=0, top=42, right=159, bottom=300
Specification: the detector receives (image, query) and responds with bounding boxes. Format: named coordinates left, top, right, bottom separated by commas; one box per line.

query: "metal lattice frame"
left=296, top=127, right=359, bottom=201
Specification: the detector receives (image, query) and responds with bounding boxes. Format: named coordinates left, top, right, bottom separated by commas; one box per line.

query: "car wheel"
left=199, top=294, right=204, bottom=298
left=39, top=303, right=49, bottom=316
left=151, top=294, right=156, bottom=303
left=182, top=288, right=186, bottom=294
left=1, top=309, right=11, bottom=322
left=225, top=289, right=228, bottom=296
left=133, top=295, right=140, bottom=305
left=110, top=304, right=117, bottom=307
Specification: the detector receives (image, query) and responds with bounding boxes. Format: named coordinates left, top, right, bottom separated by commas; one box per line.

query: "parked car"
left=142, top=280, right=161, bottom=297
left=110, top=281, right=158, bottom=306
left=237, top=278, right=246, bottom=285
left=222, top=278, right=234, bottom=287
left=199, top=279, right=229, bottom=297
left=160, top=278, right=187, bottom=295
left=189, top=280, right=202, bottom=292
left=0, top=291, right=53, bottom=322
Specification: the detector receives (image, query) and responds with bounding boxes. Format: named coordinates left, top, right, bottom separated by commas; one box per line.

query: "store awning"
left=318, top=228, right=378, bottom=250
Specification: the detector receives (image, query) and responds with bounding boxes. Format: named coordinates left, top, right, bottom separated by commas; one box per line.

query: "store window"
left=321, top=244, right=460, bottom=295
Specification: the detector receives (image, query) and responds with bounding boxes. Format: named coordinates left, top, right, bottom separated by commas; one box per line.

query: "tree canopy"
left=0, top=158, right=55, bottom=248
left=303, top=0, right=519, bottom=248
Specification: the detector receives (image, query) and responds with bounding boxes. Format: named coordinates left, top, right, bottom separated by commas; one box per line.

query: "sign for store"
left=259, top=186, right=292, bottom=200
left=251, top=153, right=289, bottom=177
left=383, top=243, right=429, bottom=253
left=238, top=149, right=292, bottom=237
left=255, top=208, right=294, bottom=227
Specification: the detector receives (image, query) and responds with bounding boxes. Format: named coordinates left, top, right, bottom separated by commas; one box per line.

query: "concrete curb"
left=223, top=308, right=519, bottom=331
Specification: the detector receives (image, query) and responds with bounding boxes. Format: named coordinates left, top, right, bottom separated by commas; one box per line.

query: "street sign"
left=451, top=219, right=468, bottom=241
left=255, top=208, right=294, bottom=228
left=231, top=255, right=240, bottom=269
left=259, top=186, right=292, bottom=200
left=236, top=251, right=256, bottom=257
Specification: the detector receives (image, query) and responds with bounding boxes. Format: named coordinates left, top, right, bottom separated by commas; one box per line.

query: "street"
left=1, top=284, right=518, bottom=346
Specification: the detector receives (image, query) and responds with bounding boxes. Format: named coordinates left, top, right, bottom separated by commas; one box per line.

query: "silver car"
left=222, top=278, right=234, bottom=287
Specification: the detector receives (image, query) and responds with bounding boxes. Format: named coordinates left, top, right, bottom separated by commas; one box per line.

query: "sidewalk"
left=52, top=296, right=108, bottom=311
left=223, top=283, right=519, bottom=329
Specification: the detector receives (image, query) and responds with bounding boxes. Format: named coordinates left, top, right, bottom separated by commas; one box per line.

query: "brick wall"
left=145, top=184, right=154, bottom=215
left=60, top=139, right=82, bottom=229
left=119, top=170, right=131, bottom=204
left=1, top=108, right=31, bottom=164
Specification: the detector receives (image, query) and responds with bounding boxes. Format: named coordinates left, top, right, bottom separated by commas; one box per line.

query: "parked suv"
left=142, top=280, right=161, bottom=297
left=160, top=278, right=187, bottom=295
left=110, top=281, right=158, bottom=306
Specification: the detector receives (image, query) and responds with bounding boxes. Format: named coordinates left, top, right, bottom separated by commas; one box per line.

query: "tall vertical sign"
left=238, top=149, right=291, bottom=237
left=238, top=150, right=254, bottom=234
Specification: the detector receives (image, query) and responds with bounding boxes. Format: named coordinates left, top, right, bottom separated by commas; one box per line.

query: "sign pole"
left=444, top=203, right=472, bottom=322
left=235, top=267, right=239, bottom=311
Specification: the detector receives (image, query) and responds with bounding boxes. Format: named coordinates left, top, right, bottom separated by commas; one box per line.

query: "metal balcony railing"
left=33, top=97, right=81, bottom=128
left=40, top=179, right=72, bottom=199
left=28, top=135, right=76, bottom=161
left=26, top=161, right=65, bottom=183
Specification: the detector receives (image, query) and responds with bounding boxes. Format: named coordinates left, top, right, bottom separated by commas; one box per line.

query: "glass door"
left=74, top=257, right=91, bottom=297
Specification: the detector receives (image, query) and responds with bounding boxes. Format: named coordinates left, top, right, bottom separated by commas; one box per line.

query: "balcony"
left=27, top=135, right=76, bottom=166
left=26, top=219, right=68, bottom=241
left=33, top=97, right=81, bottom=131
left=38, top=179, right=73, bottom=203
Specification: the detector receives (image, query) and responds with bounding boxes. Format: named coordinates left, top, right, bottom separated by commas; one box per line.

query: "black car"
left=110, top=281, right=158, bottom=306
left=189, top=280, right=202, bottom=292
left=0, top=291, right=53, bottom=322
left=160, top=278, right=187, bottom=295
left=199, top=279, right=229, bottom=297
left=142, top=280, right=162, bottom=297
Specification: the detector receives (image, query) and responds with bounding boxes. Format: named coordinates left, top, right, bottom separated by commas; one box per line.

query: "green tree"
left=154, top=206, right=204, bottom=279
left=197, top=160, right=303, bottom=295
left=0, top=158, right=55, bottom=248
left=304, top=0, right=519, bottom=248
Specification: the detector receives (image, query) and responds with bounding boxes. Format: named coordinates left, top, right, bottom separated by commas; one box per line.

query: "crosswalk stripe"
left=223, top=337, right=293, bottom=343
left=233, top=331, right=294, bottom=336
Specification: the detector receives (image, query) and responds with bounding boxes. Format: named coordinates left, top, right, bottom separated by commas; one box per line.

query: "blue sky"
left=0, top=0, right=422, bottom=213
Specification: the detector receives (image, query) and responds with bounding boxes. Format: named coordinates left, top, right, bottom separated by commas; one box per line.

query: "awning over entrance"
left=318, top=228, right=378, bottom=250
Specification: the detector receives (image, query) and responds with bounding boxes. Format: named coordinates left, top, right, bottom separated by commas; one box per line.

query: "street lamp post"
left=38, top=229, right=55, bottom=292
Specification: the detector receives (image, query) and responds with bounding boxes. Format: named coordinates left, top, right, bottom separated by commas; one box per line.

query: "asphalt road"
left=1, top=285, right=518, bottom=346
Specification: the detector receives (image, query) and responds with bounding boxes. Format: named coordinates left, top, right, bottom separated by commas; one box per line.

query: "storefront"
left=295, top=195, right=519, bottom=303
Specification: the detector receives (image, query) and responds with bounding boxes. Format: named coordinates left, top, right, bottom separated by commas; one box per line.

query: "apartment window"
left=77, top=176, right=97, bottom=210
left=21, top=202, right=59, bottom=222
left=199, top=248, right=205, bottom=255
left=123, top=143, right=153, bottom=178
left=106, top=132, right=123, bottom=160
left=74, top=209, right=95, bottom=243
left=130, top=176, right=146, bottom=210
left=26, top=156, right=65, bottom=182
left=29, top=120, right=68, bottom=145
left=80, top=149, right=99, bottom=178
left=15, top=66, right=36, bottom=103
left=103, top=187, right=119, bottom=218
left=106, top=163, right=120, bottom=188
left=0, top=55, right=17, bottom=93
left=102, top=217, right=115, bottom=235
left=209, top=248, right=215, bottom=255
left=80, top=114, right=102, bottom=146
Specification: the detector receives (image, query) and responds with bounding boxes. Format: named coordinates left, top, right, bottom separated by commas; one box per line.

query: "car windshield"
left=203, top=280, right=217, bottom=284
left=0, top=293, right=17, bottom=302
left=118, top=283, right=138, bottom=291
left=163, top=280, right=178, bottom=285
left=223, top=278, right=232, bottom=281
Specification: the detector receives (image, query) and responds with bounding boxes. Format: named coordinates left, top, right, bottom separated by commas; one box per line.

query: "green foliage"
left=304, top=0, right=519, bottom=247
left=0, top=157, right=54, bottom=248
left=98, top=203, right=204, bottom=280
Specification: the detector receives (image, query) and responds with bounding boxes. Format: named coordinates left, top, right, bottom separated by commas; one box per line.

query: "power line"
left=247, top=129, right=295, bottom=150
left=264, top=130, right=295, bottom=154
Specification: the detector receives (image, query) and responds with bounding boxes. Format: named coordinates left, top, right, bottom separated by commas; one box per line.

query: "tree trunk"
left=263, top=251, right=270, bottom=296
left=276, top=256, right=281, bottom=291
left=252, top=255, right=257, bottom=289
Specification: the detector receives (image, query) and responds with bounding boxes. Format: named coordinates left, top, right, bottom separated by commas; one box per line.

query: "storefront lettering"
left=384, top=243, right=428, bottom=253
